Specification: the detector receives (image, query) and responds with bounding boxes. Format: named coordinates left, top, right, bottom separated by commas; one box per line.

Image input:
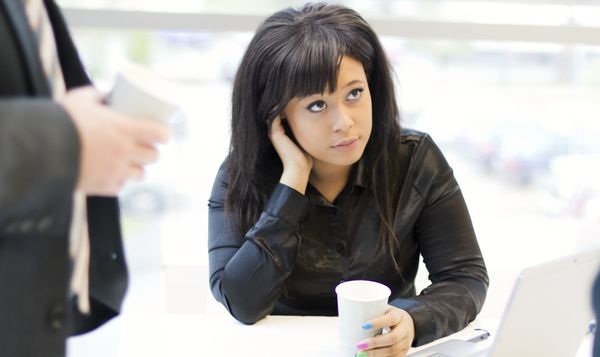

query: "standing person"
left=0, top=1, right=169, bottom=356
left=208, top=3, right=488, bottom=356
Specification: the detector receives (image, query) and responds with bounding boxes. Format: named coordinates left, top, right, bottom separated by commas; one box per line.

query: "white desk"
left=161, top=302, right=594, bottom=356
left=68, top=262, right=596, bottom=357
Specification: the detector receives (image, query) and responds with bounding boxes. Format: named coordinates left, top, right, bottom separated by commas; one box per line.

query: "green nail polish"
left=356, top=352, right=368, bottom=357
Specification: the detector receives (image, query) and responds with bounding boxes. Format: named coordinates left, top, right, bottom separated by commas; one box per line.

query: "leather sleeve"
left=389, top=134, right=489, bottom=346
left=208, top=161, right=309, bottom=324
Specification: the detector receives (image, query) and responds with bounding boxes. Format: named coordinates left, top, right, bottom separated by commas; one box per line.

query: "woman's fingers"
left=365, top=307, right=404, bottom=333
left=356, top=342, right=410, bottom=357
left=358, top=307, right=415, bottom=357
left=268, top=116, right=284, bottom=138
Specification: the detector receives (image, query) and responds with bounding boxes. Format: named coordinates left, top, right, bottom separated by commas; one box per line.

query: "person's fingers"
left=102, top=184, right=120, bottom=197
left=356, top=342, right=410, bottom=357
left=100, top=162, right=132, bottom=195
left=364, top=307, right=404, bottom=332
left=357, top=308, right=412, bottom=355
left=268, top=116, right=292, bottom=155
left=128, top=164, right=145, bottom=182
left=124, top=119, right=171, bottom=145
left=90, top=177, right=123, bottom=197
left=130, top=144, right=160, bottom=166
left=363, top=322, right=411, bottom=350
left=106, top=178, right=127, bottom=196
left=268, top=115, right=284, bottom=138
left=66, top=85, right=103, bottom=103
left=101, top=165, right=141, bottom=195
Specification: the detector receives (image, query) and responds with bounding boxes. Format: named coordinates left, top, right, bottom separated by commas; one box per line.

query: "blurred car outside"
left=539, top=153, right=600, bottom=223
left=454, top=120, right=570, bottom=185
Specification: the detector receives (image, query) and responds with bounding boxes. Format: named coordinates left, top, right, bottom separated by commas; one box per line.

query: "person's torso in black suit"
left=0, top=1, right=128, bottom=356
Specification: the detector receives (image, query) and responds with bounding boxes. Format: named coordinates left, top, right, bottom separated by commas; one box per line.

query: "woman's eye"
left=307, top=100, right=327, bottom=113
left=347, top=88, right=364, bottom=101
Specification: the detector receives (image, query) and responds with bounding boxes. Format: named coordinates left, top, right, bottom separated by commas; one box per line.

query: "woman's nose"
left=333, top=107, right=354, bottom=133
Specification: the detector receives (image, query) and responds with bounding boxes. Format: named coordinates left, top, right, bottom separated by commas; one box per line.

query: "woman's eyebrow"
left=343, top=79, right=365, bottom=88
left=300, top=79, right=365, bottom=101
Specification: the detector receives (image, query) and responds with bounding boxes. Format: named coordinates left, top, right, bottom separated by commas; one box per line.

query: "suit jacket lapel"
left=1, top=0, right=50, bottom=95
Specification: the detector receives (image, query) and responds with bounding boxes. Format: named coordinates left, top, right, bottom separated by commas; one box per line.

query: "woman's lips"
left=332, top=137, right=359, bottom=151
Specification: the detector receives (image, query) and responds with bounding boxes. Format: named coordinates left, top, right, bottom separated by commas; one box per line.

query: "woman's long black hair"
left=227, top=3, right=404, bottom=272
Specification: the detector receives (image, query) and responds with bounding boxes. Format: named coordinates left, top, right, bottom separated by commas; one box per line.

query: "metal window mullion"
left=63, top=8, right=600, bottom=45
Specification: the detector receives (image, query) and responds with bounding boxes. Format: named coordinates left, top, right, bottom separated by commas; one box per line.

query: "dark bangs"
left=257, top=9, right=376, bottom=121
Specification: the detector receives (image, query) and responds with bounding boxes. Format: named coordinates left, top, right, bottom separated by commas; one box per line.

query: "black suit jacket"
left=0, top=1, right=128, bottom=356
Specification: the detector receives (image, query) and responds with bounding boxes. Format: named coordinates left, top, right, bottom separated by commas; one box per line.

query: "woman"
left=208, top=3, right=488, bottom=355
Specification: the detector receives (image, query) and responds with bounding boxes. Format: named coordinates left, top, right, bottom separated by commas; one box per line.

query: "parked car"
left=540, top=153, right=600, bottom=222
left=456, top=120, right=570, bottom=185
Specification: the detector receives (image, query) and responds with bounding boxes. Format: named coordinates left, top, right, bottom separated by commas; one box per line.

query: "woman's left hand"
left=356, top=305, right=415, bottom=357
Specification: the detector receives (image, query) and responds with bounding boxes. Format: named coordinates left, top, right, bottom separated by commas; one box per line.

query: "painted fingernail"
left=356, top=351, right=368, bottom=357
left=357, top=342, right=369, bottom=350
left=361, top=322, right=373, bottom=330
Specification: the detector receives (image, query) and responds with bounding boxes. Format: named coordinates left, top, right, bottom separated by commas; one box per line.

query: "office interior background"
left=59, top=0, right=600, bottom=355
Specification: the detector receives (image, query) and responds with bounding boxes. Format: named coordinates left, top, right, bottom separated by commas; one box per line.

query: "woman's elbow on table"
left=225, top=298, right=271, bottom=325
left=212, top=282, right=271, bottom=325
left=232, top=310, right=265, bottom=325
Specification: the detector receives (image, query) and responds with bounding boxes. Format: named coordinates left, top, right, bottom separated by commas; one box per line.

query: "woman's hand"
left=356, top=306, right=415, bottom=357
left=268, top=116, right=313, bottom=194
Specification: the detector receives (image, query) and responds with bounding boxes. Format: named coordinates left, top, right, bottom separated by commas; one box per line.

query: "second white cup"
left=107, top=62, right=180, bottom=124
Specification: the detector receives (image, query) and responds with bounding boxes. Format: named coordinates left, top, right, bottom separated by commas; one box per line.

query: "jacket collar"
left=1, top=0, right=51, bottom=95
left=352, top=158, right=367, bottom=190
left=306, top=159, right=368, bottom=206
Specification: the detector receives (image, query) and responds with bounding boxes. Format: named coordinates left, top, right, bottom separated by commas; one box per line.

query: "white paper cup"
left=107, top=62, right=180, bottom=123
left=335, top=280, right=391, bottom=356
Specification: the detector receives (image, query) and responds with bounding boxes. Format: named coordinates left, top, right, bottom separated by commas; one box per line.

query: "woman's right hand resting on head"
left=268, top=116, right=313, bottom=194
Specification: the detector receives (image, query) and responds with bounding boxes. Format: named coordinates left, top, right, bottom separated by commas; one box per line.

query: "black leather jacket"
left=208, top=130, right=488, bottom=346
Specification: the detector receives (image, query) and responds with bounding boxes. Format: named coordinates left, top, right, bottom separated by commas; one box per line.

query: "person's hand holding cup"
left=336, top=280, right=391, bottom=356
left=63, top=63, right=179, bottom=196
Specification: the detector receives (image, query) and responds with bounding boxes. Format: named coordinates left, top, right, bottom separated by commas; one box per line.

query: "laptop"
left=408, top=247, right=600, bottom=357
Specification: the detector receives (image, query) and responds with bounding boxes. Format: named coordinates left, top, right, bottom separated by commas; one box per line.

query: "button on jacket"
left=208, top=129, right=488, bottom=346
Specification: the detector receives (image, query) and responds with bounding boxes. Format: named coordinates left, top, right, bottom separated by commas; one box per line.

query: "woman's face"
left=283, top=56, right=373, bottom=171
